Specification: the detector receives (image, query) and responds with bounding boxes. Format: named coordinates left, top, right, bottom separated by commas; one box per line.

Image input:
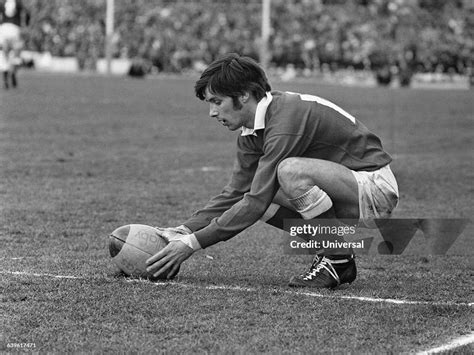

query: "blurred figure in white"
left=0, top=0, right=30, bottom=89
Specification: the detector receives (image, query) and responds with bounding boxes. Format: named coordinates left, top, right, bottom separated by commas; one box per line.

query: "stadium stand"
left=18, top=0, right=473, bottom=85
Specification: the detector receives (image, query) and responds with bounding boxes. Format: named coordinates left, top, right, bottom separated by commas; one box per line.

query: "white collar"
left=241, top=92, right=273, bottom=136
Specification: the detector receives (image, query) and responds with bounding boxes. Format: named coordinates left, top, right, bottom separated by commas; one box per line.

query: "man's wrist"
left=176, top=225, right=192, bottom=234
left=179, top=233, right=202, bottom=251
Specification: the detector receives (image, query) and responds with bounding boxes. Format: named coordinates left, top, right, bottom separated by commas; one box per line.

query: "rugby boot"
left=288, top=255, right=356, bottom=288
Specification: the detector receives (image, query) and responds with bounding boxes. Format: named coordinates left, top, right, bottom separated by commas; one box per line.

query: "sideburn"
left=232, top=97, right=243, bottom=110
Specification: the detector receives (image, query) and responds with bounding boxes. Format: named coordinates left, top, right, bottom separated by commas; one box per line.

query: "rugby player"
left=146, top=53, right=399, bottom=288
left=0, top=0, right=29, bottom=89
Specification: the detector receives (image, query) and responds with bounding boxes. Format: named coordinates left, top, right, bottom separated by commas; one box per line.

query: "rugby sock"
left=326, top=254, right=354, bottom=262
left=261, top=203, right=301, bottom=230
left=288, top=185, right=333, bottom=219
left=261, top=202, right=353, bottom=258
left=318, top=231, right=354, bottom=257
left=308, top=237, right=354, bottom=258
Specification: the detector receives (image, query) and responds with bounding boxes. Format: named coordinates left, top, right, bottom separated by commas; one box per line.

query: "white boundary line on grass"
left=5, top=271, right=82, bottom=279
left=128, top=279, right=474, bottom=307
left=416, top=332, right=474, bottom=354
left=3, top=270, right=473, bottom=353
left=2, top=270, right=473, bottom=308
left=3, top=270, right=473, bottom=308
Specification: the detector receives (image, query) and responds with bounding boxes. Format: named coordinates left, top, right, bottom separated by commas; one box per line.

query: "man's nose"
left=209, top=104, right=218, bottom=117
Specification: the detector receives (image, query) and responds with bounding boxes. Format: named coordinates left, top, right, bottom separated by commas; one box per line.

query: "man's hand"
left=146, top=227, right=194, bottom=279
left=155, top=226, right=190, bottom=240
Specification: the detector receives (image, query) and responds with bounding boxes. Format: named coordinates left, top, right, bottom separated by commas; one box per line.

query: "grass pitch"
left=1, top=72, right=473, bottom=353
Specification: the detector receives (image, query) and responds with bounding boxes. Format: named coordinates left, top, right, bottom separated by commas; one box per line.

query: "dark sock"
left=326, top=254, right=354, bottom=261
left=265, top=206, right=356, bottom=261
left=265, top=206, right=301, bottom=230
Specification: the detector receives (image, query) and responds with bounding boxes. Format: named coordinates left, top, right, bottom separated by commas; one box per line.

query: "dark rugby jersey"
left=184, top=91, right=392, bottom=248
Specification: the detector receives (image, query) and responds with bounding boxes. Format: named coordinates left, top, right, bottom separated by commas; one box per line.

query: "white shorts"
left=0, top=23, right=21, bottom=47
left=351, top=165, right=399, bottom=228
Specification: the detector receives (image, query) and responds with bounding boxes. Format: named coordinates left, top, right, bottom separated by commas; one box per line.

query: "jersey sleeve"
left=192, top=132, right=313, bottom=248
left=182, top=136, right=262, bottom=233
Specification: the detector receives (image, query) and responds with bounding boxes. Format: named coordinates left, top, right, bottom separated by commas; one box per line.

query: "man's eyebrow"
left=206, top=96, right=219, bottom=103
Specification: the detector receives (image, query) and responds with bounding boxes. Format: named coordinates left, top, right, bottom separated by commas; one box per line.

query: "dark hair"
left=194, top=53, right=271, bottom=103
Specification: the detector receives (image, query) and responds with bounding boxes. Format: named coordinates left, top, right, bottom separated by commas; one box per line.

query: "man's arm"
left=193, top=132, right=313, bottom=248
left=146, top=132, right=313, bottom=277
left=145, top=135, right=262, bottom=278
left=182, top=135, right=262, bottom=232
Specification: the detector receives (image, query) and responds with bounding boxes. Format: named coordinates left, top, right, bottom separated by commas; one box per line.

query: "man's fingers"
left=147, top=255, right=171, bottom=276
left=154, top=259, right=178, bottom=279
left=154, top=229, right=184, bottom=242
left=154, top=228, right=170, bottom=242
left=145, top=240, right=193, bottom=279
left=145, top=249, right=167, bottom=266
left=166, top=263, right=181, bottom=280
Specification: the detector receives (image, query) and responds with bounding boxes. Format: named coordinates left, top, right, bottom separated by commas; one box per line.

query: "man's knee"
left=277, top=157, right=316, bottom=198
left=277, top=158, right=301, bottom=193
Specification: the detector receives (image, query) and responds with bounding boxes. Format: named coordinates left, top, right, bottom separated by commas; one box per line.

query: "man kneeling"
left=146, top=53, right=399, bottom=288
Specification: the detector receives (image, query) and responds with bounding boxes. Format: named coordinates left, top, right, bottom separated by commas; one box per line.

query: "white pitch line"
left=124, top=278, right=473, bottom=308
left=2, top=270, right=473, bottom=308
left=4, top=271, right=82, bottom=279
left=416, top=332, right=474, bottom=355
left=294, top=291, right=473, bottom=307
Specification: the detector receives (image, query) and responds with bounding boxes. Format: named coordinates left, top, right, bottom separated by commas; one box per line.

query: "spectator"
left=17, top=0, right=473, bottom=81
left=0, top=0, right=30, bottom=89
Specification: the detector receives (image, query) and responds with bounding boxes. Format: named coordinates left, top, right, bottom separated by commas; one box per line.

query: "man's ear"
left=239, top=92, right=250, bottom=104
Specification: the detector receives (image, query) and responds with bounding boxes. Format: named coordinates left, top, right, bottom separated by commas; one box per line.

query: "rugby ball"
left=109, top=224, right=168, bottom=279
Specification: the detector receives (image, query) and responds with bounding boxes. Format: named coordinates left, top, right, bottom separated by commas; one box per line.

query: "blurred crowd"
left=19, top=0, right=474, bottom=81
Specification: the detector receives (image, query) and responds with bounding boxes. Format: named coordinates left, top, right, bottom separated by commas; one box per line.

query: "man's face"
left=204, top=88, right=252, bottom=131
